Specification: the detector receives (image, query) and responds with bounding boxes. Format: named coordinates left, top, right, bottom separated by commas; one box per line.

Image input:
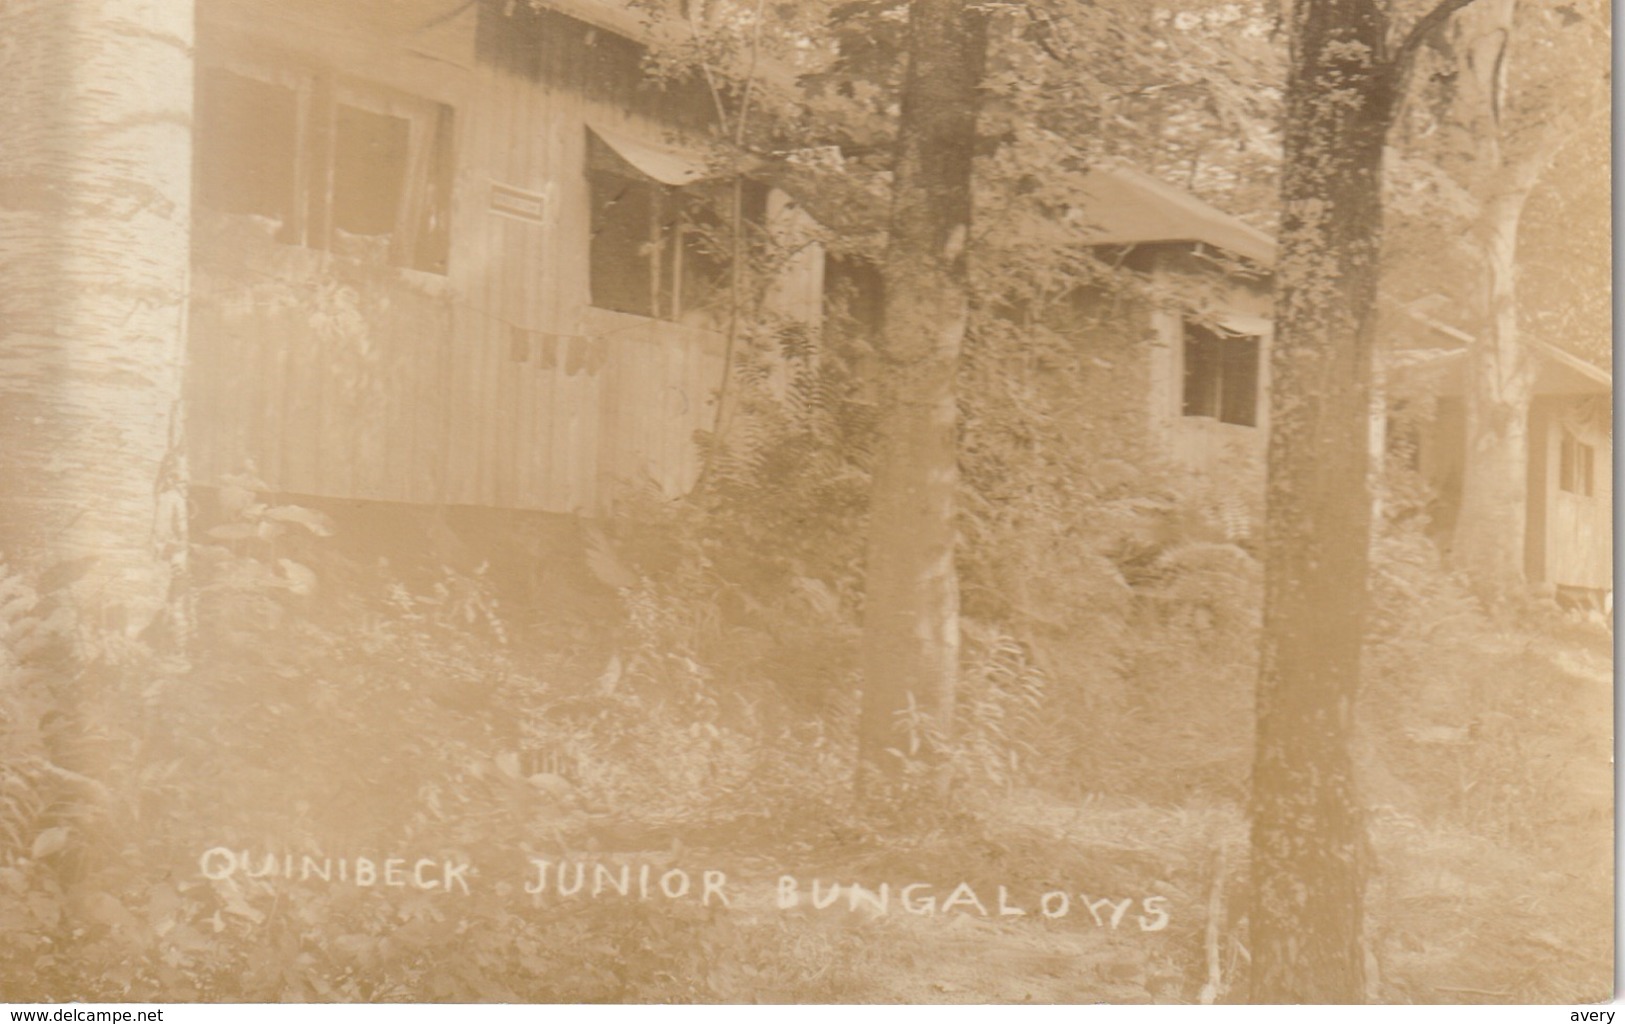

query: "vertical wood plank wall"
left=187, top=0, right=812, bottom=515
left=1537, top=395, right=1613, bottom=590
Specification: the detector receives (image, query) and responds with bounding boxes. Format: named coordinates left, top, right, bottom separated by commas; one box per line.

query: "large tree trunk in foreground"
left=856, top=0, right=986, bottom=787
left=0, top=0, right=192, bottom=637
left=1249, top=0, right=1395, bottom=1003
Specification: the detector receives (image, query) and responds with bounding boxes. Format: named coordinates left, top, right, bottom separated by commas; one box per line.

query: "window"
left=587, top=131, right=764, bottom=321
left=195, top=66, right=454, bottom=274
left=1182, top=318, right=1259, bottom=427
left=823, top=254, right=884, bottom=337
left=195, top=71, right=298, bottom=231
left=1559, top=430, right=1595, bottom=496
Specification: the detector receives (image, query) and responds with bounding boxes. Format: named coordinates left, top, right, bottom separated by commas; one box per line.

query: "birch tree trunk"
left=1249, top=0, right=1394, bottom=1002
left=1453, top=173, right=1538, bottom=586
left=856, top=0, right=986, bottom=788
left=0, top=0, right=193, bottom=638
left=1444, top=0, right=1574, bottom=588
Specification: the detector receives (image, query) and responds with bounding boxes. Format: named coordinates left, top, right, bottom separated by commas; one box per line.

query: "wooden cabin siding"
left=1045, top=245, right=1272, bottom=524
left=188, top=220, right=457, bottom=503
left=1414, top=393, right=1610, bottom=592
left=186, top=0, right=818, bottom=513
left=446, top=31, right=733, bottom=511
left=1533, top=394, right=1611, bottom=591
left=473, top=0, right=714, bottom=136
left=188, top=1, right=473, bottom=504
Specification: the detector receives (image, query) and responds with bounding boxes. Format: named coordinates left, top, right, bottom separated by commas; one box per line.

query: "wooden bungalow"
left=1034, top=166, right=1277, bottom=530
left=1390, top=324, right=1613, bottom=597
left=186, top=0, right=822, bottom=515
left=1061, top=169, right=1610, bottom=594
left=1073, top=168, right=1277, bottom=489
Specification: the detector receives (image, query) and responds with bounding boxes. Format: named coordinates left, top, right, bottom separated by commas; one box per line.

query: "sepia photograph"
left=0, top=0, right=1612, bottom=1006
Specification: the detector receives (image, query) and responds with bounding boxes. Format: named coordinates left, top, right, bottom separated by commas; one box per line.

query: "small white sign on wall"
left=489, top=181, right=547, bottom=224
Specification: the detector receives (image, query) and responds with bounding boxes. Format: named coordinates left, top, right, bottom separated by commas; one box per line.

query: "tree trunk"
left=0, top=0, right=192, bottom=637
left=1452, top=179, right=1537, bottom=585
left=1444, top=0, right=1541, bottom=589
left=1249, top=0, right=1394, bottom=1003
left=856, top=0, right=986, bottom=789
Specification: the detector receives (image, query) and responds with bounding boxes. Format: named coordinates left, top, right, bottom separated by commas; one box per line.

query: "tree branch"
left=1502, top=91, right=1606, bottom=194
left=1387, top=0, right=1487, bottom=103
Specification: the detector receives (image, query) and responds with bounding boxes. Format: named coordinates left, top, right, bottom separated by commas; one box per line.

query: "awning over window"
left=587, top=124, right=711, bottom=186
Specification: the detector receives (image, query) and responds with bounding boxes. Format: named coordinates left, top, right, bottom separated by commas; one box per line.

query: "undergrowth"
left=0, top=331, right=1607, bottom=1002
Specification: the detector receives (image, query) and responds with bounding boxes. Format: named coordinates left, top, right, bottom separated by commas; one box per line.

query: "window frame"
left=1180, top=315, right=1262, bottom=428
left=195, top=61, right=453, bottom=275
left=1559, top=429, right=1596, bottom=497
left=587, top=157, right=764, bottom=324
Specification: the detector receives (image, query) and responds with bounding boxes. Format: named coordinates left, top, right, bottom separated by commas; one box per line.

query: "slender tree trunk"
left=857, top=0, right=986, bottom=788
left=1249, top=0, right=1395, bottom=1003
left=1452, top=178, right=1537, bottom=585
left=0, top=0, right=193, bottom=637
left=1445, top=0, right=1544, bottom=587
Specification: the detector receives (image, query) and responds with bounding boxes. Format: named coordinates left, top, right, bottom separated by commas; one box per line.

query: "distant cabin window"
left=823, top=254, right=884, bottom=337
left=195, top=66, right=454, bottom=274
left=1559, top=431, right=1595, bottom=496
left=1182, top=319, right=1259, bottom=427
left=587, top=148, right=766, bottom=321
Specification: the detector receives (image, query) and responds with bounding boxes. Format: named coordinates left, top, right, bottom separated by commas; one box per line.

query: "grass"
left=4, top=498, right=1608, bottom=1003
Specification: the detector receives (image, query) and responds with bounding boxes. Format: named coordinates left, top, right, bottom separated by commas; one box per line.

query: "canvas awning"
left=587, top=124, right=712, bottom=186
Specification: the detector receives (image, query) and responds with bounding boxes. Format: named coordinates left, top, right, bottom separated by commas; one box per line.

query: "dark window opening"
left=590, top=171, right=659, bottom=317
left=1559, top=431, right=1595, bottom=496
left=196, top=68, right=299, bottom=237
left=195, top=65, right=453, bottom=274
left=332, top=104, right=411, bottom=237
left=413, top=105, right=456, bottom=275
left=823, top=254, right=884, bottom=337
left=588, top=157, right=766, bottom=322
left=1182, top=319, right=1259, bottom=427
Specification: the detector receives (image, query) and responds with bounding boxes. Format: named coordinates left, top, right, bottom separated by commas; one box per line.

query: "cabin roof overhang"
left=1076, top=167, right=1276, bottom=269
left=1387, top=339, right=1612, bottom=398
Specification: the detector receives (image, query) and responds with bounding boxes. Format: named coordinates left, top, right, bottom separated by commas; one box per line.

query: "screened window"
left=195, top=66, right=454, bottom=274
left=331, top=104, right=411, bottom=238
left=1182, top=318, right=1260, bottom=427
left=195, top=69, right=298, bottom=234
left=587, top=135, right=766, bottom=322
left=1559, top=430, right=1596, bottom=496
left=589, top=170, right=660, bottom=316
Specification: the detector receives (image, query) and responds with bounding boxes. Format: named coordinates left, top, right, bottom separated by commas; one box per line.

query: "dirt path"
left=685, top=626, right=1613, bottom=1004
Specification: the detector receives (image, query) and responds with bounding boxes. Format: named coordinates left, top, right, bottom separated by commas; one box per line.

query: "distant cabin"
left=1056, top=168, right=1611, bottom=594
left=1392, top=327, right=1612, bottom=596
left=1072, top=168, right=1276, bottom=490
left=187, top=0, right=821, bottom=514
